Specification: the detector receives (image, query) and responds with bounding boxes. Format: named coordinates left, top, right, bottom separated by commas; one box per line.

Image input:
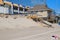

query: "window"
left=19, top=7, right=23, bottom=11
left=13, top=6, right=18, bottom=10
left=40, top=10, right=43, bottom=12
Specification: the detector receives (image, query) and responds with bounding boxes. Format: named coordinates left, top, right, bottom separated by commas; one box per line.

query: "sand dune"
left=0, top=17, right=40, bottom=29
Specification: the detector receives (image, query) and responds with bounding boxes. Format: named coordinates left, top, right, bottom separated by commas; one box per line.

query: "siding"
left=37, top=11, right=48, bottom=17
left=0, top=6, right=9, bottom=14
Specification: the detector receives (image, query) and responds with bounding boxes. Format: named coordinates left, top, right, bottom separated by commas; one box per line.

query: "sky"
left=7, top=0, right=60, bottom=15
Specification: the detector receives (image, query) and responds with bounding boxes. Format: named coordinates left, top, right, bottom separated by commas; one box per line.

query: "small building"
left=19, top=5, right=29, bottom=14
left=28, top=4, right=53, bottom=21
left=0, top=0, right=29, bottom=15
left=55, top=16, right=60, bottom=23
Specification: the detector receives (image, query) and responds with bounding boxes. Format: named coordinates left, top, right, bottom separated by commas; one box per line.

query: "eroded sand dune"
left=0, top=17, right=40, bottom=29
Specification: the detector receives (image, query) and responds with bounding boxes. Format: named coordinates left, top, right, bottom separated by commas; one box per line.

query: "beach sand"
left=0, top=16, right=60, bottom=40
left=0, top=16, right=40, bottom=30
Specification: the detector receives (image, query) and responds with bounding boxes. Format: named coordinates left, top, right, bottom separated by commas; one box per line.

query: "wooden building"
left=0, top=0, right=28, bottom=15
left=28, top=4, right=52, bottom=18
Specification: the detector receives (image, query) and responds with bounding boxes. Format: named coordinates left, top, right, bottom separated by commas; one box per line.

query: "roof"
left=0, top=0, right=3, bottom=5
left=4, top=1, right=12, bottom=6
left=28, top=4, right=52, bottom=11
left=13, top=4, right=18, bottom=7
left=25, top=6, right=30, bottom=9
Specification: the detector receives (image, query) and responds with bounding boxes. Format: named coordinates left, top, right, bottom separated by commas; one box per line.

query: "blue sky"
left=7, top=0, right=60, bottom=15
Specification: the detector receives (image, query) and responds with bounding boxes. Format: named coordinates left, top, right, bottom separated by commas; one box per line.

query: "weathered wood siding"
left=37, top=11, right=48, bottom=17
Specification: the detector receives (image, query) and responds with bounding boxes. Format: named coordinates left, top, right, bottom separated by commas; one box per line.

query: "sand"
left=0, top=24, right=60, bottom=40
left=0, top=16, right=60, bottom=40
left=0, top=16, right=40, bottom=29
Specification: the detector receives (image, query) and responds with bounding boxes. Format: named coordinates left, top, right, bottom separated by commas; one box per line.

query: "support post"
left=18, top=6, right=19, bottom=14
left=23, top=7, right=25, bottom=13
left=11, top=4, right=13, bottom=14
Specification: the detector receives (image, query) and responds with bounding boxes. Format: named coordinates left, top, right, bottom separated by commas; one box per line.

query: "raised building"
left=28, top=4, right=52, bottom=18
left=0, top=0, right=28, bottom=14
